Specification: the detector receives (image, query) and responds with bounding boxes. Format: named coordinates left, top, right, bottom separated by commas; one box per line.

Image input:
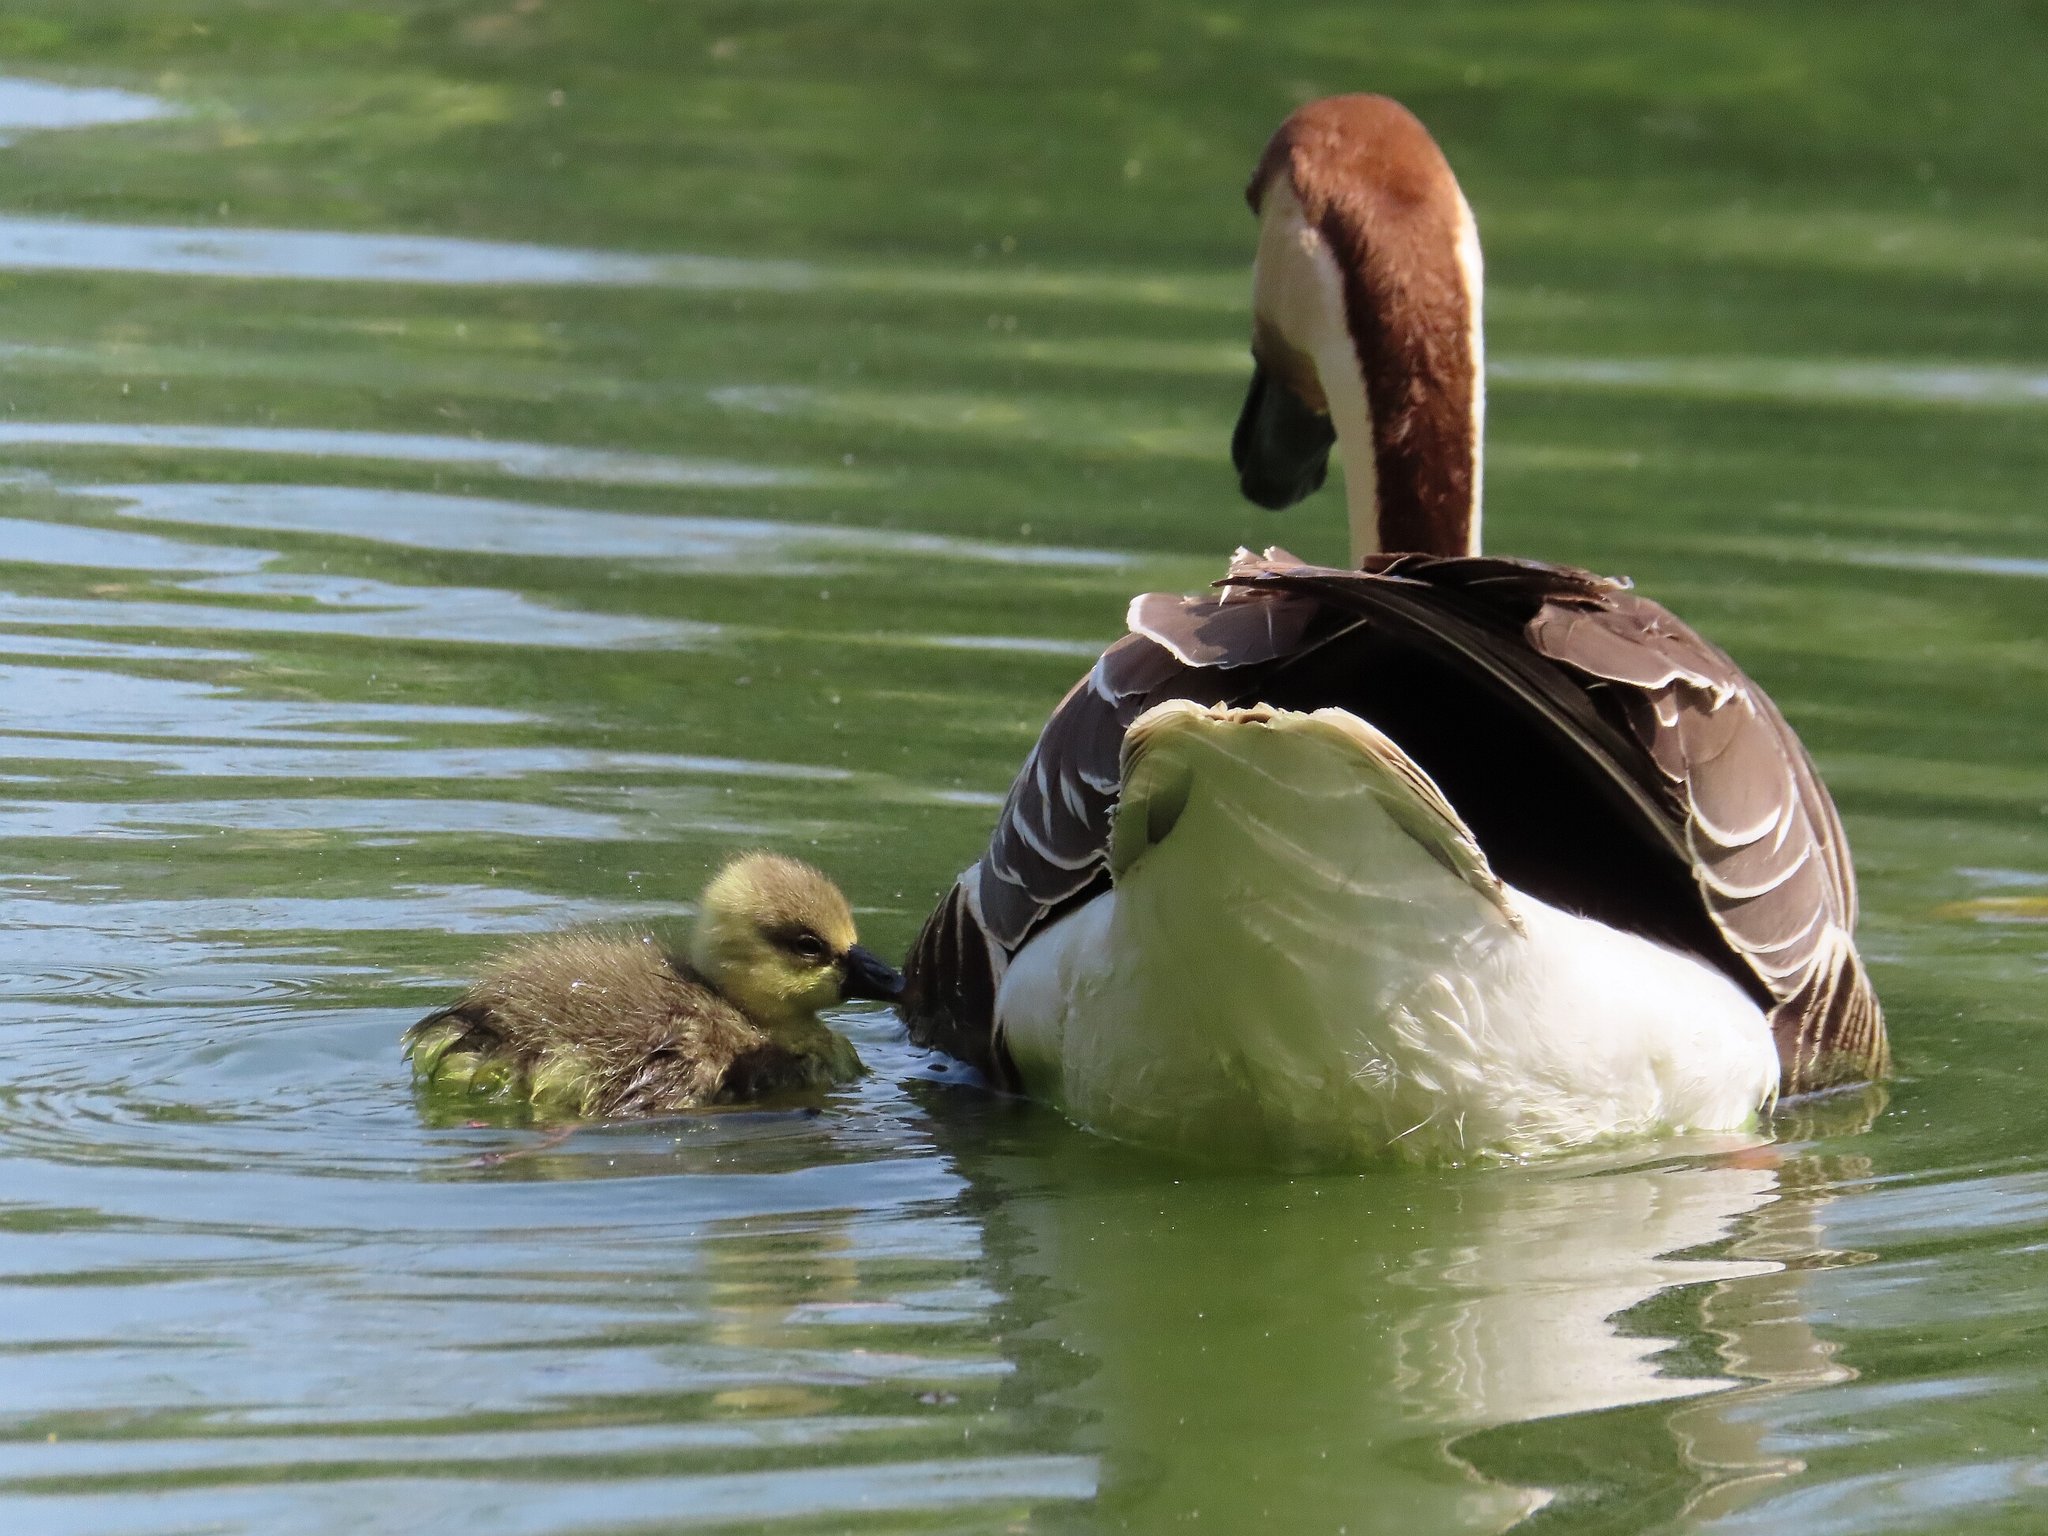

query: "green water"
left=0, top=2, right=2042, bottom=1530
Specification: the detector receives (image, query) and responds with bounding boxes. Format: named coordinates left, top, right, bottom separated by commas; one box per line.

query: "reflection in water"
left=0, top=661, right=851, bottom=786
left=1843, top=549, right=2048, bottom=580
left=0, top=213, right=812, bottom=289
left=713, top=378, right=1215, bottom=459
left=727, top=350, right=2048, bottom=414
left=1659, top=1177, right=1866, bottom=1522
left=0, top=580, right=704, bottom=650
left=0, top=1458, right=1097, bottom=1536
left=1381, top=1153, right=1780, bottom=1427
left=0, top=78, right=171, bottom=144
left=903, top=633, right=1107, bottom=658
left=1491, top=355, right=2048, bottom=407
left=0, top=662, right=522, bottom=740
left=0, top=423, right=815, bottom=489
left=0, top=796, right=637, bottom=843
left=0, top=516, right=273, bottom=574
left=0, top=886, right=681, bottom=941
left=0, top=732, right=847, bottom=782
left=0, top=212, right=1229, bottom=308
left=925, top=1102, right=1879, bottom=1534
left=1444, top=1092, right=1886, bottom=1529
left=0, top=493, right=720, bottom=650
left=92, top=481, right=1132, bottom=570
left=0, top=632, right=245, bottom=662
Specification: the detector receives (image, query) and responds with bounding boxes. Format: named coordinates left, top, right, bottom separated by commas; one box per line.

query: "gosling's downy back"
left=437, top=930, right=714, bottom=1066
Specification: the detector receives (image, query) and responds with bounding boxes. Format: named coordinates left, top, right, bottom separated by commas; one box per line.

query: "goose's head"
left=687, top=852, right=903, bottom=1031
left=1236, top=94, right=1484, bottom=563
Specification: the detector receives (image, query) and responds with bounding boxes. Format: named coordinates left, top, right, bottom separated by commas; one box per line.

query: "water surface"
left=0, top=3, right=2043, bottom=1532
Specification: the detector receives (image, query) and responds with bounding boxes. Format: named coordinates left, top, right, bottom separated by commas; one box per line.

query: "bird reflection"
left=923, top=1084, right=1886, bottom=1534
left=1656, top=1089, right=1886, bottom=1524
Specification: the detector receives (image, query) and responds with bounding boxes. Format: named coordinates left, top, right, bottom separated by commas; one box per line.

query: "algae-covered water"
left=0, top=3, right=2043, bottom=1531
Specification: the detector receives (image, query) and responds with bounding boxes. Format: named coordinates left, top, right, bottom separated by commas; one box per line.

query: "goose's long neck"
left=1250, top=126, right=1487, bottom=563
left=1345, top=197, right=1485, bottom=562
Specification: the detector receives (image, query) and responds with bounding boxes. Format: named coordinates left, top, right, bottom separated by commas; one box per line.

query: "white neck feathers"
left=1252, top=181, right=1385, bottom=564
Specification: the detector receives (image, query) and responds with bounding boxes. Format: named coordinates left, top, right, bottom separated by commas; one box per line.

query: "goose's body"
left=998, top=701, right=1775, bottom=1163
left=903, top=96, right=1885, bottom=1162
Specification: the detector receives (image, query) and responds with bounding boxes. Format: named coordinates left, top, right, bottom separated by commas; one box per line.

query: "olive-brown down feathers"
left=406, top=932, right=846, bottom=1116
left=404, top=853, right=870, bottom=1117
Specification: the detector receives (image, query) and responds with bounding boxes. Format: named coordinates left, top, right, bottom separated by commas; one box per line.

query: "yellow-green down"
left=404, top=854, right=898, bottom=1117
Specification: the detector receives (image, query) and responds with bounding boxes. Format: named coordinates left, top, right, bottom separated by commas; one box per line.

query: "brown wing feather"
left=1523, top=591, right=1882, bottom=1086
left=902, top=551, right=1885, bottom=1095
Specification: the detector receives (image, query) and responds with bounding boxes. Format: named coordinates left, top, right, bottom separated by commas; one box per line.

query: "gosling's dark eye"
left=789, top=933, right=830, bottom=964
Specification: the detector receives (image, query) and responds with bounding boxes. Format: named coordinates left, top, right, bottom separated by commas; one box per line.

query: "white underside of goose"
left=995, top=701, right=1780, bottom=1164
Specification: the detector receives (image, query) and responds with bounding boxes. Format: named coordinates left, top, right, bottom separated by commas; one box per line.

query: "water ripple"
left=0, top=1456, right=1098, bottom=1536
left=0, top=733, right=847, bottom=782
left=0, top=796, right=636, bottom=843
left=93, top=480, right=1133, bottom=570
left=0, top=633, right=248, bottom=662
left=0, top=517, right=270, bottom=574
left=0, top=213, right=813, bottom=290
left=1493, top=354, right=2048, bottom=408
left=0, top=587, right=703, bottom=651
left=0, top=78, right=171, bottom=144
left=1842, top=548, right=2048, bottom=579
left=0, top=994, right=1032, bottom=1533
left=0, top=504, right=711, bottom=649
left=0, top=423, right=818, bottom=490
left=0, top=664, right=523, bottom=741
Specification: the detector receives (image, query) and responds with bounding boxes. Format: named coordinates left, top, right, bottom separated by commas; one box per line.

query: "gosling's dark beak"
left=1232, top=359, right=1335, bottom=510
left=838, top=944, right=905, bottom=1003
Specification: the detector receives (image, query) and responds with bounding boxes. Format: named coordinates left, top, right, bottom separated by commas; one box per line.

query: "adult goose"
left=901, top=94, right=1886, bottom=1162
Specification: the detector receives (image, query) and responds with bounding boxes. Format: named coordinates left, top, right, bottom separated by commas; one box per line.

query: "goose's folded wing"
left=1521, top=586, right=1883, bottom=1087
left=1241, top=555, right=1885, bottom=1090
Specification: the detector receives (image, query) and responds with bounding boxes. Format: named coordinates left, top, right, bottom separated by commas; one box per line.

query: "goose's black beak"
left=1233, top=359, right=1335, bottom=510
left=838, top=944, right=905, bottom=1003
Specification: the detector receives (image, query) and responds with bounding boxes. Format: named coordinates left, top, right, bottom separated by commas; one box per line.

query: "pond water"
left=0, top=4, right=2044, bottom=1531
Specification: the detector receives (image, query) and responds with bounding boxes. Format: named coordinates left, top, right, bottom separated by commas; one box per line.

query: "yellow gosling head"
left=686, top=852, right=903, bottom=1032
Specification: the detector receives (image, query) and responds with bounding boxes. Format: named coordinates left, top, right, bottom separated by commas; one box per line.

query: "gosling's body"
left=404, top=853, right=900, bottom=1118
left=406, top=932, right=860, bottom=1116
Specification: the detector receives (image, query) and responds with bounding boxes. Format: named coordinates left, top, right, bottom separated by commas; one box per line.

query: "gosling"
left=403, top=852, right=903, bottom=1117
